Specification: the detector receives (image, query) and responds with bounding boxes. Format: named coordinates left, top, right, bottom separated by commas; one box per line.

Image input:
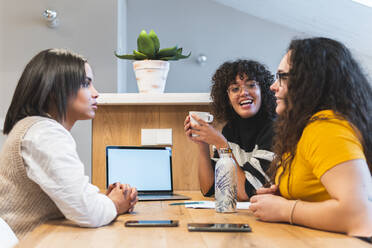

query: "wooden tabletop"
left=17, top=191, right=369, bottom=248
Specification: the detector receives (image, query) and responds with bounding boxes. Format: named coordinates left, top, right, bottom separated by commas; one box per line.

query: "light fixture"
left=196, top=54, right=207, bottom=66
left=42, top=9, right=59, bottom=28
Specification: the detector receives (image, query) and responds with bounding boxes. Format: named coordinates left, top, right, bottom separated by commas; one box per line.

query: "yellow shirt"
left=275, top=110, right=366, bottom=202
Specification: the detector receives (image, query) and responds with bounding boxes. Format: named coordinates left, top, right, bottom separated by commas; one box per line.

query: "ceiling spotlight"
left=42, top=9, right=59, bottom=28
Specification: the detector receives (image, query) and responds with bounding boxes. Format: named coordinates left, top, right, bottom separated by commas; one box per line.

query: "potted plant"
left=115, top=29, right=191, bottom=93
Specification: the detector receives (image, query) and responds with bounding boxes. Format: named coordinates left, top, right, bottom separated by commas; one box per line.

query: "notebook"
left=106, top=146, right=190, bottom=201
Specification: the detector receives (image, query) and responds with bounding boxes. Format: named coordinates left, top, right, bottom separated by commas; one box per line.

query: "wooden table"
left=17, top=192, right=369, bottom=248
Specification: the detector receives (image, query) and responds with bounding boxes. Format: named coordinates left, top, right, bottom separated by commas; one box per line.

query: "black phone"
left=187, top=223, right=251, bottom=232
left=125, top=220, right=179, bottom=227
left=354, top=236, right=372, bottom=244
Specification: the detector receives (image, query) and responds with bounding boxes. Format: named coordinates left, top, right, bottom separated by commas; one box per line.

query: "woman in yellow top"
left=249, top=37, right=372, bottom=237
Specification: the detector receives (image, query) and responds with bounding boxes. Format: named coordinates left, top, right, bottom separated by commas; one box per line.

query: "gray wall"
left=0, top=0, right=117, bottom=178
left=1, top=0, right=370, bottom=179
left=356, top=52, right=372, bottom=81
left=0, top=0, right=303, bottom=179
left=124, top=0, right=302, bottom=93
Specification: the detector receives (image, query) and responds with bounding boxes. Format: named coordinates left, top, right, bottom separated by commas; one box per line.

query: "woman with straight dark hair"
left=184, top=60, right=276, bottom=201
left=0, top=49, right=138, bottom=240
left=249, top=37, right=372, bottom=236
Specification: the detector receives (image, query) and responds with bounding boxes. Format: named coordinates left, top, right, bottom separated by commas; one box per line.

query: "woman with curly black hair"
left=184, top=59, right=276, bottom=201
left=250, top=37, right=372, bottom=236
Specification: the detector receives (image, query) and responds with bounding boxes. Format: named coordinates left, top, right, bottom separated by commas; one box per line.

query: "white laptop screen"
left=106, top=146, right=173, bottom=192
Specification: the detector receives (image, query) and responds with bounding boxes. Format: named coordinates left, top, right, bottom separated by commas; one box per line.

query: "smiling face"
left=270, top=52, right=290, bottom=115
left=227, top=74, right=262, bottom=119
left=67, top=63, right=99, bottom=122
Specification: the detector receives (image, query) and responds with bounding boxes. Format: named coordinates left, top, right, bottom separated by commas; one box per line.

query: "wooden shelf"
left=97, top=93, right=211, bottom=105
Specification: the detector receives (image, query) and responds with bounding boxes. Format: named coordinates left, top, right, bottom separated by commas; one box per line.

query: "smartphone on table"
left=188, top=223, right=251, bottom=232
left=125, top=220, right=179, bottom=227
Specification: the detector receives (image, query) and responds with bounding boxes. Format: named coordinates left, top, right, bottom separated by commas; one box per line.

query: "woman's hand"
left=184, top=114, right=228, bottom=148
left=118, top=184, right=138, bottom=213
left=106, top=183, right=117, bottom=195
left=184, top=115, right=207, bottom=145
left=184, top=115, right=201, bottom=143
left=107, top=183, right=138, bottom=215
left=256, top=185, right=279, bottom=195
left=249, top=194, right=293, bottom=222
left=127, top=186, right=138, bottom=212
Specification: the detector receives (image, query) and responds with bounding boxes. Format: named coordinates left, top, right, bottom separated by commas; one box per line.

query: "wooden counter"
left=92, top=93, right=217, bottom=191
left=17, top=191, right=369, bottom=248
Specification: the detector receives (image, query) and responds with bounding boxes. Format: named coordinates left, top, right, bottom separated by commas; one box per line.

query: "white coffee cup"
left=189, top=111, right=214, bottom=137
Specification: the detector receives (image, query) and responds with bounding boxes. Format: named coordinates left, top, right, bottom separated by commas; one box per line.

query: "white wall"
left=355, top=52, right=372, bottom=82
left=0, top=117, right=4, bottom=148
left=1, top=0, right=370, bottom=179
left=0, top=0, right=117, bottom=178
left=0, top=0, right=303, bottom=179
left=124, top=0, right=303, bottom=93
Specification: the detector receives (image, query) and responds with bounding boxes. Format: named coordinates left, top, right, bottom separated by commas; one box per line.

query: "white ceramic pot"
left=133, top=60, right=170, bottom=93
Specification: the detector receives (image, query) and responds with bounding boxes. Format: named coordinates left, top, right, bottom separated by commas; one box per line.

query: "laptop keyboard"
left=139, top=194, right=174, bottom=199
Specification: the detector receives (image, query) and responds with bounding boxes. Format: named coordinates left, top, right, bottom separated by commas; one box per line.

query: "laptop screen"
left=106, top=146, right=173, bottom=192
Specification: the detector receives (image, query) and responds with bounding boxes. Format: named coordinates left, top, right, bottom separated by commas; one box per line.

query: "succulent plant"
left=115, top=29, right=191, bottom=61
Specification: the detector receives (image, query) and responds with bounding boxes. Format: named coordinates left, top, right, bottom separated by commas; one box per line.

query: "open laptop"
left=106, top=146, right=190, bottom=201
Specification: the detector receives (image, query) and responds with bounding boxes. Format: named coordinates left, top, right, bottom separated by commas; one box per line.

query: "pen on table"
left=169, top=201, right=203, bottom=206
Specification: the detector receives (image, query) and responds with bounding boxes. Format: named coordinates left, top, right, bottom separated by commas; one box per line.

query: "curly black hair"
left=210, top=59, right=276, bottom=123
left=270, top=37, right=372, bottom=184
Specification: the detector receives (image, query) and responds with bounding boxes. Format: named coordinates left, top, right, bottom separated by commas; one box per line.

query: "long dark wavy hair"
left=3, top=49, right=87, bottom=134
left=270, top=37, right=372, bottom=186
left=210, top=59, right=276, bottom=123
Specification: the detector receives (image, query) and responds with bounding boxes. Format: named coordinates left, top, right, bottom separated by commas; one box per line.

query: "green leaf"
left=159, top=56, right=178, bottom=61
left=175, top=51, right=191, bottom=59
left=116, top=29, right=191, bottom=61
left=115, top=52, right=136, bottom=60
left=149, top=29, right=160, bottom=53
left=133, top=50, right=148, bottom=60
left=157, top=46, right=178, bottom=58
left=137, top=30, right=155, bottom=58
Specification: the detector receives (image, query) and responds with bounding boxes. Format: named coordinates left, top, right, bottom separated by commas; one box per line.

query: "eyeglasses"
left=227, top=81, right=259, bottom=96
left=275, top=72, right=290, bottom=87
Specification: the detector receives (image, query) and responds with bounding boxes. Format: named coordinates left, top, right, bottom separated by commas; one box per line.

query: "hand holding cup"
left=184, top=111, right=228, bottom=148
left=188, top=111, right=214, bottom=137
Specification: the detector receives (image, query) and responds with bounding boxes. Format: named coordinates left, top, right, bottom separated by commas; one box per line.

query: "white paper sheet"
left=184, top=201, right=251, bottom=209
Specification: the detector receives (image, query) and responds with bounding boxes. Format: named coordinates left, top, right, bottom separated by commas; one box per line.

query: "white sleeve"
left=21, top=120, right=117, bottom=227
